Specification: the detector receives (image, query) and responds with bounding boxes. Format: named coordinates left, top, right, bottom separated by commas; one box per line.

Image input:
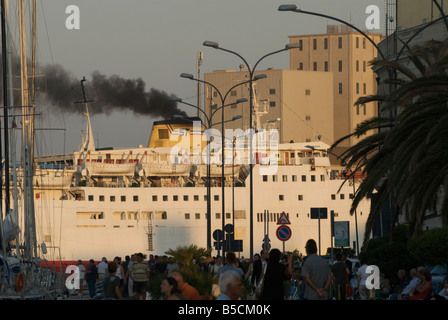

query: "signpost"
left=276, top=212, right=291, bottom=253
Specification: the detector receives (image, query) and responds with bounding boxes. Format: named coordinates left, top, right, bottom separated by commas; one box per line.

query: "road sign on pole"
left=276, top=225, right=292, bottom=242
left=277, top=211, right=290, bottom=225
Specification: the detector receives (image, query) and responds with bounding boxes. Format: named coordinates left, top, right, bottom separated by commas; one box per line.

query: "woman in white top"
left=114, top=257, right=127, bottom=291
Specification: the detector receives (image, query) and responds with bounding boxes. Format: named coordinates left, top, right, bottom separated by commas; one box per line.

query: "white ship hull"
left=28, top=163, right=370, bottom=263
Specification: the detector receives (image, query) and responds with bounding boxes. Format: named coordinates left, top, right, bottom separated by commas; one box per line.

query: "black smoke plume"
left=1, top=58, right=187, bottom=119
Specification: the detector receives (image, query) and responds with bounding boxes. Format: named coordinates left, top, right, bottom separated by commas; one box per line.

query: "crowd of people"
left=71, top=238, right=448, bottom=301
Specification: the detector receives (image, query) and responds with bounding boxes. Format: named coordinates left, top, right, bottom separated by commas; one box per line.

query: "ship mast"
left=78, top=77, right=95, bottom=152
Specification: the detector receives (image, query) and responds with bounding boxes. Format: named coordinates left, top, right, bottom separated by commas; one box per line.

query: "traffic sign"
left=276, top=225, right=292, bottom=242
left=277, top=211, right=290, bottom=225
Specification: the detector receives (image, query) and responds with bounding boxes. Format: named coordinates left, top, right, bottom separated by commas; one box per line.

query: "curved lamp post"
left=306, top=144, right=360, bottom=257
left=202, top=41, right=300, bottom=259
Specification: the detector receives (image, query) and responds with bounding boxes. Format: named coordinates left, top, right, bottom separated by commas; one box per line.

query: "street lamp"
left=171, top=96, right=245, bottom=253
left=306, top=144, right=360, bottom=257
left=203, top=41, right=300, bottom=259
left=180, top=73, right=264, bottom=257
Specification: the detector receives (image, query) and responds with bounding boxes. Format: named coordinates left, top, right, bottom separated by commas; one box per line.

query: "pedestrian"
left=147, top=254, right=156, bottom=272
left=260, top=248, right=293, bottom=300
left=332, top=252, right=348, bottom=300
left=170, top=271, right=201, bottom=300
left=160, top=276, right=185, bottom=300
left=127, top=254, right=136, bottom=298
left=252, top=250, right=268, bottom=289
left=301, top=239, right=332, bottom=300
left=121, top=255, right=131, bottom=298
left=85, top=259, right=98, bottom=299
left=210, top=255, right=223, bottom=276
left=218, top=252, right=244, bottom=278
left=97, top=257, right=108, bottom=281
left=113, top=256, right=127, bottom=293
left=76, top=260, right=86, bottom=296
left=357, top=256, right=371, bottom=300
left=165, top=257, right=179, bottom=275
left=216, top=270, right=244, bottom=300
left=103, top=262, right=123, bottom=300
left=126, top=252, right=150, bottom=300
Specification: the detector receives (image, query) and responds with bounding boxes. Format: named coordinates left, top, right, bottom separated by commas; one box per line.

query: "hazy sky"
left=10, top=0, right=386, bottom=154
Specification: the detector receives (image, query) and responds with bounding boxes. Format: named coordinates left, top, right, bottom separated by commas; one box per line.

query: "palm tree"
left=331, top=39, right=448, bottom=249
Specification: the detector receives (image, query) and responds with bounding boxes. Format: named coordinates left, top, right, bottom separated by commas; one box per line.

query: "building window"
left=356, top=83, right=359, bottom=94
left=214, top=195, right=219, bottom=201
left=331, top=194, right=336, bottom=200
left=279, top=195, right=284, bottom=201
left=356, top=37, right=359, bottom=48
left=298, top=195, right=303, bottom=201
left=363, top=83, right=367, bottom=94
left=158, top=129, right=169, bottom=139
left=99, top=195, right=104, bottom=202
left=305, top=89, right=311, bottom=95
left=313, top=38, right=317, bottom=50
left=173, top=195, right=178, bottom=201
left=340, top=194, right=345, bottom=200
left=338, top=83, right=343, bottom=94
left=121, top=196, right=126, bottom=202
left=88, top=195, right=94, bottom=201
left=194, top=195, right=199, bottom=201
left=301, top=175, right=306, bottom=182
left=313, top=62, right=317, bottom=71
left=231, top=90, right=237, bottom=96
left=324, top=38, right=328, bottom=49
left=311, top=175, right=316, bottom=182
left=292, top=175, right=297, bottom=182
left=363, top=61, right=367, bottom=72
left=270, top=101, right=276, bottom=107
left=363, top=38, right=366, bottom=49
left=338, top=37, right=342, bottom=49
left=356, top=105, right=360, bottom=115
left=133, top=195, right=138, bottom=202
left=263, top=175, right=268, bottom=182
left=356, top=60, right=359, bottom=72
left=110, top=196, right=115, bottom=202
left=273, top=175, right=278, bottom=182
left=195, top=213, right=201, bottom=220
left=282, top=175, right=287, bottom=182
left=298, top=62, right=303, bottom=70
left=324, top=61, right=328, bottom=72
left=163, top=195, right=168, bottom=201
left=321, top=175, right=325, bottom=181
left=338, top=60, right=342, bottom=72
left=152, top=195, right=157, bottom=201
left=363, top=104, right=367, bottom=115
left=184, top=195, right=189, bottom=201
left=185, top=213, right=190, bottom=220
left=299, top=39, right=303, bottom=51
left=269, top=89, right=276, bottom=95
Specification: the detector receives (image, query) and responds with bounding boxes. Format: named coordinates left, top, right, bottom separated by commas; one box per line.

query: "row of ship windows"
left=87, top=194, right=223, bottom=202
left=86, top=193, right=353, bottom=203
left=263, top=174, right=326, bottom=182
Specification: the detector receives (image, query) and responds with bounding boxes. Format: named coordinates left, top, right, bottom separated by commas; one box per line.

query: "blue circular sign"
left=276, top=225, right=292, bottom=242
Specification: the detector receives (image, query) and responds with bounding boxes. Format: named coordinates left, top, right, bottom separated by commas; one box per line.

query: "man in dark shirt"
left=332, top=252, right=348, bottom=300
left=85, top=259, right=98, bottom=299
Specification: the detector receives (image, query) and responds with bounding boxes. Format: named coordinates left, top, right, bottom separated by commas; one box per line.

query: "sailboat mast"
left=19, top=0, right=37, bottom=260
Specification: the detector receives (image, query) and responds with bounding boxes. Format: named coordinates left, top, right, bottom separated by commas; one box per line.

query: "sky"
left=7, top=0, right=386, bottom=154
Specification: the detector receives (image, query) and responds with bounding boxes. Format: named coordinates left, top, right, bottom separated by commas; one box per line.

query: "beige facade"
left=203, top=68, right=334, bottom=145
left=289, top=26, right=384, bottom=147
left=397, top=0, right=447, bottom=31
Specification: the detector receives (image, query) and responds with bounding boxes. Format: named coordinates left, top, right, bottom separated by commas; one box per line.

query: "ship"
left=14, top=96, right=372, bottom=268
